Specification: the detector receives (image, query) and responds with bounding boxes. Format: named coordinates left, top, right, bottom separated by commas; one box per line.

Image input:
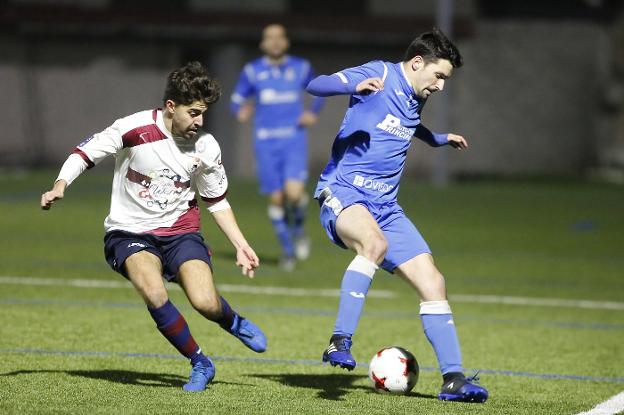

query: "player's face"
left=260, top=24, right=289, bottom=60
left=408, top=57, right=453, bottom=99
left=168, top=100, right=207, bottom=140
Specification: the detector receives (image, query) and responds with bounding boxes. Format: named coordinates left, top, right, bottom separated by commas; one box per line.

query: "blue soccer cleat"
left=322, top=335, right=356, bottom=371
left=228, top=314, right=267, bottom=353
left=183, top=358, right=215, bottom=392
left=438, top=372, right=489, bottom=403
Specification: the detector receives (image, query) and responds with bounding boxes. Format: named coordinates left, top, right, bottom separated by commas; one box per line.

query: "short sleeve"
left=194, top=134, right=229, bottom=203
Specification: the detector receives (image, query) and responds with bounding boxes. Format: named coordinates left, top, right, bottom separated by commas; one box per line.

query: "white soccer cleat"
left=294, top=234, right=311, bottom=260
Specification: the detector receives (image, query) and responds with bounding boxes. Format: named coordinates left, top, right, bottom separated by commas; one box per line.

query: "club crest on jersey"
left=376, top=114, right=415, bottom=140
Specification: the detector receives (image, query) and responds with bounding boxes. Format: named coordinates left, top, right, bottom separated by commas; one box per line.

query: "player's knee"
left=268, top=192, right=284, bottom=206
left=190, top=296, right=221, bottom=319
left=421, top=272, right=447, bottom=300
left=362, top=233, right=388, bottom=263
left=141, top=285, right=169, bottom=309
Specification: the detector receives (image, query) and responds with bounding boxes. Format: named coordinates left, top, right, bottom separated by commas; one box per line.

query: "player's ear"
left=411, top=56, right=424, bottom=72
left=165, top=100, right=176, bottom=114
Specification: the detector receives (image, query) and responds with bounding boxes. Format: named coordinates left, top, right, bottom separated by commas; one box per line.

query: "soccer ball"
left=368, top=346, right=419, bottom=394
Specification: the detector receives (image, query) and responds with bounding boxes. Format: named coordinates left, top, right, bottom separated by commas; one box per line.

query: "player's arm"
left=414, top=124, right=468, bottom=149
left=41, top=123, right=122, bottom=210
left=196, top=137, right=259, bottom=278
left=298, top=62, right=325, bottom=127
left=208, top=201, right=259, bottom=278
left=306, top=60, right=386, bottom=97
left=230, top=64, right=256, bottom=123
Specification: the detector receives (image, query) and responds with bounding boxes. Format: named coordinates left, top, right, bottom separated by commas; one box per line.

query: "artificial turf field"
left=0, top=170, right=622, bottom=414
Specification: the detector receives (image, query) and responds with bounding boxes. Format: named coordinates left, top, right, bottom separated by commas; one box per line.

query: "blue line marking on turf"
left=2, top=297, right=624, bottom=331
left=1, top=348, right=623, bottom=384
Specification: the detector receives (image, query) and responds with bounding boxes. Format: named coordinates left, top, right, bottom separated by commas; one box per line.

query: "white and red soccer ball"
left=368, top=346, right=419, bottom=394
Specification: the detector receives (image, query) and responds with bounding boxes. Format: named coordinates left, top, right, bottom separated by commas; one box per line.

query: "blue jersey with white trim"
left=315, top=60, right=427, bottom=205
left=231, top=55, right=317, bottom=141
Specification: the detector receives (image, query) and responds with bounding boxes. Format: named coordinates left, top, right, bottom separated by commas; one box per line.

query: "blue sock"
left=333, top=255, right=377, bottom=337
left=215, top=296, right=237, bottom=331
left=289, top=195, right=308, bottom=238
left=268, top=205, right=295, bottom=258
left=420, top=301, right=463, bottom=375
left=148, top=300, right=209, bottom=366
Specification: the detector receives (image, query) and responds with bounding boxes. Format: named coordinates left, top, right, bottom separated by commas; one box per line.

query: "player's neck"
left=265, top=55, right=286, bottom=66
left=162, top=111, right=174, bottom=136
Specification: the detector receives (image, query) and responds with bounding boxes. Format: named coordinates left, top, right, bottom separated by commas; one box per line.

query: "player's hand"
left=41, top=180, right=67, bottom=210
left=356, top=77, right=384, bottom=95
left=236, top=245, right=260, bottom=278
left=448, top=133, right=468, bottom=149
left=236, top=103, right=254, bottom=123
left=298, top=110, right=318, bottom=128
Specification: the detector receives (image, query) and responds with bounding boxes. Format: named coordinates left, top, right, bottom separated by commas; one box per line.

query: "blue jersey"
left=231, top=55, right=322, bottom=141
left=311, top=60, right=449, bottom=205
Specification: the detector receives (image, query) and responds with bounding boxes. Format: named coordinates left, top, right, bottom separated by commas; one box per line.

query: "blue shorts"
left=317, top=185, right=431, bottom=273
left=104, top=230, right=212, bottom=282
left=254, top=135, right=308, bottom=194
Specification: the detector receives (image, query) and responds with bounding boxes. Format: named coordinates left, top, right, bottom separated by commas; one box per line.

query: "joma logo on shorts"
left=353, top=175, right=394, bottom=192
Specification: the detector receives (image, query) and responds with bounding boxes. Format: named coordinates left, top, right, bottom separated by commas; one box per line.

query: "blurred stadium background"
left=2, top=0, right=624, bottom=183
left=2, top=2, right=624, bottom=413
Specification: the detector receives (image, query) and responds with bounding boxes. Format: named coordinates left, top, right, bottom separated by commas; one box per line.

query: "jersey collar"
left=155, top=109, right=173, bottom=139
left=398, top=61, right=417, bottom=98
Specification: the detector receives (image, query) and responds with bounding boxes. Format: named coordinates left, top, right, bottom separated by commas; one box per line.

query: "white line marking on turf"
left=1, top=276, right=623, bottom=310
left=0, top=276, right=396, bottom=298
left=450, top=294, right=624, bottom=311
left=575, top=391, right=624, bottom=415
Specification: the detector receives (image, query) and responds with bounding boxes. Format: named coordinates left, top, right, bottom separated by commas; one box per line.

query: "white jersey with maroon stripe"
left=72, top=108, right=228, bottom=235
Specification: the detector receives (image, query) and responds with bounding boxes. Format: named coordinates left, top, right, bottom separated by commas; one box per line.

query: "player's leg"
left=322, top=203, right=386, bottom=370
left=256, top=142, right=296, bottom=269
left=284, top=179, right=310, bottom=260
left=283, top=136, right=310, bottom=260
left=268, top=190, right=296, bottom=270
left=122, top=251, right=213, bottom=392
left=176, top=259, right=267, bottom=353
left=395, top=253, right=488, bottom=402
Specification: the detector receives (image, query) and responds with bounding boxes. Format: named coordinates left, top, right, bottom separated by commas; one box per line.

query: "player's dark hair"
left=403, top=28, right=463, bottom=68
left=163, top=61, right=221, bottom=105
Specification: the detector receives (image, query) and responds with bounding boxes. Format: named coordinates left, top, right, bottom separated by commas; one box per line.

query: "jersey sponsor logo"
left=376, top=114, right=415, bottom=140
left=257, top=126, right=296, bottom=140
left=127, top=168, right=188, bottom=210
left=259, top=88, right=299, bottom=105
left=353, top=175, right=394, bottom=193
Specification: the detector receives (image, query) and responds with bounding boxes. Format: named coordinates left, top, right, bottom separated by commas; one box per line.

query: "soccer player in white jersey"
left=306, top=29, right=489, bottom=403
left=41, top=61, right=267, bottom=392
left=231, top=24, right=324, bottom=271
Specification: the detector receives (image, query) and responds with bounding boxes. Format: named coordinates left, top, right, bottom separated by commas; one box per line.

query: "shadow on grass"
left=1, top=369, right=185, bottom=387
left=252, top=373, right=366, bottom=400
left=1, top=369, right=252, bottom=388
left=251, top=373, right=439, bottom=401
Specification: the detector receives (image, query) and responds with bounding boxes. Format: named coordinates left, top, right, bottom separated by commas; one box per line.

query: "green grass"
left=0, top=170, right=623, bottom=414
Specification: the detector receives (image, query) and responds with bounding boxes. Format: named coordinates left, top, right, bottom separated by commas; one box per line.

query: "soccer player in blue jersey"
left=306, top=29, right=489, bottom=403
left=231, top=24, right=324, bottom=270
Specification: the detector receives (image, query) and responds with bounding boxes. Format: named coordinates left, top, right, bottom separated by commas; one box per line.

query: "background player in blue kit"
left=231, top=24, right=324, bottom=270
left=306, top=29, right=489, bottom=403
